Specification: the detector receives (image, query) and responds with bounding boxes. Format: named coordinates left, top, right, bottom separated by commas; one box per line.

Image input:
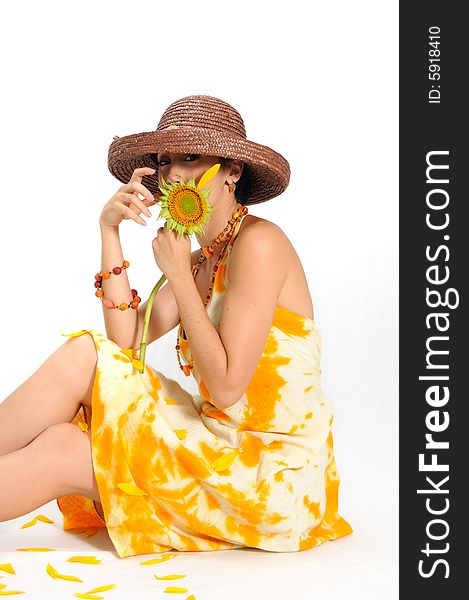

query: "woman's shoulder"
left=238, top=215, right=313, bottom=321
left=237, top=214, right=288, bottom=240
left=236, top=214, right=291, bottom=251
left=227, top=214, right=294, bottom=284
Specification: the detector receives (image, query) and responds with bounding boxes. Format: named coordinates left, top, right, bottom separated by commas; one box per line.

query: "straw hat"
left=108, top=95, right=290, bottom=205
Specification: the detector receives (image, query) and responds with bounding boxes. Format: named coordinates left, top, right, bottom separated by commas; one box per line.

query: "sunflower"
left=134, top=162, right=221, bottom=373
left=156, top=164, right=219, bottom=236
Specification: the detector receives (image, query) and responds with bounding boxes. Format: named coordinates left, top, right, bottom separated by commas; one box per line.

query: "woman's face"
left=156, top=153, right=219, bottom=184
left=156, top=152, right=242, bottom=200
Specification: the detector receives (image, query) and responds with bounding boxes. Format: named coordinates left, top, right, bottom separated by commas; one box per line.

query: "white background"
left=0, top=1, right=398, bottom=598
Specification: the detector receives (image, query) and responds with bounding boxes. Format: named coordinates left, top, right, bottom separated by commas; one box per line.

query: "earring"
left=227, top=181, right=237, bottom=194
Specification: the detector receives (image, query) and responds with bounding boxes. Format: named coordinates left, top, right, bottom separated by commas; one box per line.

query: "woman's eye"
left=158, top=155, right=198, bottom=166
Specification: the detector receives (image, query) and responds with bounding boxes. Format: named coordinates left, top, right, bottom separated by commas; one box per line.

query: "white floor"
left=0, top=498, right=398, bottom=600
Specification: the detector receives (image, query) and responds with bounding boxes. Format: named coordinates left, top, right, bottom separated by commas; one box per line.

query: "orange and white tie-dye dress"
left=57, top=214, right=353, bottom=559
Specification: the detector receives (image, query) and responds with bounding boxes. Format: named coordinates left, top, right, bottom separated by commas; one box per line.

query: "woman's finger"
left=122, top=202, right=148, bottom=226
left=126, top=180, right=159, bottom=205
left=121, top=192, right=152, bottom=218
left=128, top=166, right=156, bottom=186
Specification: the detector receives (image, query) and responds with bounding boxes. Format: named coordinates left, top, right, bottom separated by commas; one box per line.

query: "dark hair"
left=218, top=157, right=251, bottom=205
left=148, top=152, right=251, bottom=204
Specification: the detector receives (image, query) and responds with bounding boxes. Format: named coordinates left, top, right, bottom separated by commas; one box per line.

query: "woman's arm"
left=99, top=221, right=139, bottom=348
left=99, top=223, right=199, bottom=349
left=169, top=221, right=288, bottom=410
left=130, top=249, right=203, bottom=350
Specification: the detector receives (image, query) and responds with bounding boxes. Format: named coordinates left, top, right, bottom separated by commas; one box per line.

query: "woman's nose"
left=168, top=169, right=184, bottom=184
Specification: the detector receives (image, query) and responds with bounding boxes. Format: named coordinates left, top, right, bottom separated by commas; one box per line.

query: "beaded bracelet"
left=94, top=260, right=142, bottom=310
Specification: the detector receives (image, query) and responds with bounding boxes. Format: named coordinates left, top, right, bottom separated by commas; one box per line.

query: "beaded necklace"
left=175, top=203, right=249, bottom=376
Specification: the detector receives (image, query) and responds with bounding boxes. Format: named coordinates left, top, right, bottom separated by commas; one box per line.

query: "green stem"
left=137, top=273, right=167, bottom=373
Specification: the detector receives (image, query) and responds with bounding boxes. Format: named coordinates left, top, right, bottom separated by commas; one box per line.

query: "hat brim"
left=107, top=127, right=290, bottom=205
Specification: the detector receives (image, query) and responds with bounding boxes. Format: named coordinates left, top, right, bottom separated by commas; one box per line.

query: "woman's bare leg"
left=0, top=333, right=98, bottom=456
left=0, top=422, right=101, bottom=522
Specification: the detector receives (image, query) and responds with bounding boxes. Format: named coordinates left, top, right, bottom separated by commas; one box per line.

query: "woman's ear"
left=230, top=159, right=244, bottom=182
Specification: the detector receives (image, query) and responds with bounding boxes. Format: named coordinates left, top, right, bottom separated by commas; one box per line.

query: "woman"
left=0, top=95, right=352, bottom=558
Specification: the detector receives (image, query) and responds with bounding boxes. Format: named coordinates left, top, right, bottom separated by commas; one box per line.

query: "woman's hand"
left=99, top=167, right=159, bottom=228
left=152, top=224, right=192, bottom=279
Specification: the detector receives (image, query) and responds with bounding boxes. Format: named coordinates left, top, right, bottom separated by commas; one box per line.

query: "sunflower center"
left=180, top=193, right=198, bottom=215
left=168, top=186, right=206, bottom=225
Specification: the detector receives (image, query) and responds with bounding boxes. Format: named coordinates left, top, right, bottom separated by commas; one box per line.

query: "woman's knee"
left=55, top=333, right=98, bottom=409
left=35, top=423, right=99, bottom=499
left=61, top=332, right=98, bottom=367
left=35, top=422, right=77, bottom=450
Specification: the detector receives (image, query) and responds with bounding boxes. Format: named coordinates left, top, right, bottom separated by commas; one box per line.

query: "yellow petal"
left=20, top=517, right=37, bottom=529
left=121, top=348, right=136, bottom=358
left=186, top=596, right=196, bottom=600
left=67, top=556, right=102, bottom=564
left=85, top=584, right=116, bottom=593
left=47, top=563, right=82, bottom=582
left=46, top=563, right=59, bottom=579
left=74, top=594, right=103, bottom=600
left=210, top=449, right=241, bottom=472
left=57, top=574, right=83, bottom=582
left=163, top=587, right=188, bottom=593
left=154, top=574, right=187, bottom=580
left=196, top=163, right=221, bottom=190
left=0, top=590, right=26, bottom=595
left=131, top=358, right=144, bottom=370
left=0, top=566, right=14, bottom=575
left=117, top=482, right=148, bottom=496
left=174, top=429, right=187, bottom=440
left=0, top=585, right=5, bottom=590
left=35, top=515, right=54, bottom=524
left=164, top=397, right=178, bottom=405
left=16, top=548, right=53, bottom=552
left=140, top=554, right=178, bottom=565
left=61, top=330, right=92, bottom=337
left=78, top=421, right=89, bottom=432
